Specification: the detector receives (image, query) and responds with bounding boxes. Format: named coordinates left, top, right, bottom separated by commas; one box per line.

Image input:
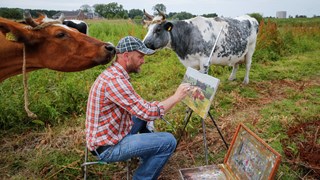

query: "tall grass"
left=254, top=17, right=320, bottom=62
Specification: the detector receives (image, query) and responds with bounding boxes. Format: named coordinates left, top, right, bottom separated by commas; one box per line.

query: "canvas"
left=179, top=123, right=281, bottom=180
left=181, top=67, right=220, bottom=119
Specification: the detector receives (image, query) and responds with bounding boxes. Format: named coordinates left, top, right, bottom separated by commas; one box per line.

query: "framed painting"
left=181, top=67, right=220, bottom=119
left=179, top=123, right=282, bottom=180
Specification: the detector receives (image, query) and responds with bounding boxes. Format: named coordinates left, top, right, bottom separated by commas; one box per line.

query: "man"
left=86, top=36, right=191, bottom=179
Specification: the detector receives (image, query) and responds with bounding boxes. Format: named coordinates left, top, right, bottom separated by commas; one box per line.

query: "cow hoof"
left=242, top=80, right=249, bottom=84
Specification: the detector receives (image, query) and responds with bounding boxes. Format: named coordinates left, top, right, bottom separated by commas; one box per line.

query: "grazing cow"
left=0, top=11, right=115, bottom=82
left=34, top=14, right=89, bottom=35
left=143, top=10, right=259, bottom=84
left=63, top=19, right=88, bottom=35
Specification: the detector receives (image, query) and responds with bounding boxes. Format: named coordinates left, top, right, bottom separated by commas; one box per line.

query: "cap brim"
left=137, top=47, right=156, bottom=55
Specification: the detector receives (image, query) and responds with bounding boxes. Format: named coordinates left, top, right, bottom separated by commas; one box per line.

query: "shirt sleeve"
left=105, top=76, right=162, bottom=121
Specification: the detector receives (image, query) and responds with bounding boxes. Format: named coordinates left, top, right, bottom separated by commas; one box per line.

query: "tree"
left=105, top=2, right=127, bottom=19
left=0, top=8, right=23, bottom=19
left=94, top=4, right=106, bottom=17
left=80, top=4, right=92, bottom=13
left=167, top=12, right=177, bottom=19
left=152, top=4, right=166, bottom=15
left=128, top=9, right=143, bottom=19
left=202, top=13, right=218, bottom=18
left=172, top=12, right=194, bottom=20
left=248, top=13, right=263, bottom=23
left=94, top=3, right=127, bottom=19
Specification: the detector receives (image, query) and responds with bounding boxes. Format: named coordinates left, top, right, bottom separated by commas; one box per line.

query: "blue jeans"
left=98, top=117, right=177, bottom=180
left=130, top=116, right=152, bottom=134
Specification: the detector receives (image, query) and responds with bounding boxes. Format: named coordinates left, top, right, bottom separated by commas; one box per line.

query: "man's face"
left=126, top=51, right=145, bottom=73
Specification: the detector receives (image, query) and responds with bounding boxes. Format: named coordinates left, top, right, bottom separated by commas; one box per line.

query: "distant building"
left=52, top=10, right=86, bottom=20
left=85, top=12, right=102, bottom=19
left=276, top=11, right=287, bottom=18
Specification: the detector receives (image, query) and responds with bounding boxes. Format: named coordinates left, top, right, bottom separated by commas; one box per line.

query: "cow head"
left=142, top=9, right=173, bottom=50
left=0, top=11, right=115, bottom=81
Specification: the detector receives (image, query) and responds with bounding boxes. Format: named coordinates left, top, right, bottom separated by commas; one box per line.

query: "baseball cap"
left=116, top=36, right=155, bottom=55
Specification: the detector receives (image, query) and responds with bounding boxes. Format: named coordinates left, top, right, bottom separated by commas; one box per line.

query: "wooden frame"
left=179, top=123, right=281, bottom=180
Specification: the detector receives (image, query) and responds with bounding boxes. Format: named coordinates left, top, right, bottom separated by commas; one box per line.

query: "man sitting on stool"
left=86, top=36, right=191, bottom=179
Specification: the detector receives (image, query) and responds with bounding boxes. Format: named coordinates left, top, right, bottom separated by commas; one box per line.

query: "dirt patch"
left=281, top=120, right=320, bottom=178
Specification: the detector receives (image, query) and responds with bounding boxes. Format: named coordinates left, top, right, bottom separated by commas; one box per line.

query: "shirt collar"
left=113, top=62, right=130, bottom=80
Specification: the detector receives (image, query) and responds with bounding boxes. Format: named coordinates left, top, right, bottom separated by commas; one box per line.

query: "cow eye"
left=154, top=27, right=161, bottom=34
left=56, top=32, right=66, bottom=38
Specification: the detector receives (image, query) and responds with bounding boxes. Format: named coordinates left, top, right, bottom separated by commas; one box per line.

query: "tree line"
left=2, top=3, right=315, bottom=21
left=0, top=3, right=218, bottom=20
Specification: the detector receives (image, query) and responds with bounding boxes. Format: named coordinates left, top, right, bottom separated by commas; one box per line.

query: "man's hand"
left=159, top=83, right=191, bottom=113
left=173, top=83, right=191, bottom=102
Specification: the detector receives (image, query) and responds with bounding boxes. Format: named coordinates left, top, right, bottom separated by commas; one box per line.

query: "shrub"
left=254, top=19, right=284, bottom=62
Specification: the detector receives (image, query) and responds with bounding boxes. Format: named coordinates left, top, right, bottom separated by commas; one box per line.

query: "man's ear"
left=123, top=52, right=129, bottom=58
left=163, top=22, right=173, bottom=32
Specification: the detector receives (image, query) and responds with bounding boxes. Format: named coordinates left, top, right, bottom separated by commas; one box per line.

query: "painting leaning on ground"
left=0, top=9, right=319, bottom=179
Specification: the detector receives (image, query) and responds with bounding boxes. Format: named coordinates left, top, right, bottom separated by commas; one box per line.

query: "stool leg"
left=83, top=147, right=88, bottom=180
left=126, top=159, right=130, bottom=180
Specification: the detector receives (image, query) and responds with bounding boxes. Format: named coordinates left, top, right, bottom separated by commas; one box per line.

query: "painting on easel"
left=181, top=67, right=220, bottom=119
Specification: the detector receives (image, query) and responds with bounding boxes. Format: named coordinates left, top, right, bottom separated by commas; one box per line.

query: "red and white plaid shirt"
left=86, top=62, right=164, bottom=151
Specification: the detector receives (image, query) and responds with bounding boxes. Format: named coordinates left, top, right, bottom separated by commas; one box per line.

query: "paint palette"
left=179, top=123, right=281, bottom=180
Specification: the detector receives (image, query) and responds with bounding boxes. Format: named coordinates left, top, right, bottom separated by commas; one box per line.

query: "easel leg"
left=176, top=108, right=193, bottom=147
left=201, top=118, right=209, bottom=165
left=208, top=112, right=229, bottom=149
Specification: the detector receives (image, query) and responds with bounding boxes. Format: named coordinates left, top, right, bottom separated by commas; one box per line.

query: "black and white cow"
left=143, top=10, right=259, bottom=84
left=63, top=19, right=88, bottom=35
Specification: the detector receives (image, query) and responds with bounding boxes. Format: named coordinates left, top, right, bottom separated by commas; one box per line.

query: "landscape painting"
left=182, top=67, right=220, bottom=119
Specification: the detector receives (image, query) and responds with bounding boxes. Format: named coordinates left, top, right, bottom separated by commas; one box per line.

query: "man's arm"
left=159, top=83, right=191, bottom=113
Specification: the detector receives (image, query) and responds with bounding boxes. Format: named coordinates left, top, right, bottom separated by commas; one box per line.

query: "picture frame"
left=179, top=123, right=282, bottom=180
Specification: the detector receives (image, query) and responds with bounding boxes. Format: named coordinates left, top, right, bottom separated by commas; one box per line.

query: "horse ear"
left=164, top=22, right=173, bottom=32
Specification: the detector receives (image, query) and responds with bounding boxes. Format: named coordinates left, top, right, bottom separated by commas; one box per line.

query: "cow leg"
left=228, top=64, right=239, bottom=81
left=243, top=52, right=254, bottom=84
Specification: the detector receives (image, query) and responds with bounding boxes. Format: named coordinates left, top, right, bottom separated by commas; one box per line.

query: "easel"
left=177, top=27, right=228, bottom=165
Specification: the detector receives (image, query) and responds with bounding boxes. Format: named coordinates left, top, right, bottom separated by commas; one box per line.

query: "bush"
left=254, top=19, right=284, bottom=62
left=248, top=13, right=263, bottom=24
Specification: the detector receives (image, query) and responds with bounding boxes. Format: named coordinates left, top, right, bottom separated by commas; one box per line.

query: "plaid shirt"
left=86, top=62, right=164, bottom=151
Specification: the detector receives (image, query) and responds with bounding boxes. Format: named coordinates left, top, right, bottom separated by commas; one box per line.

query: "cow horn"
left=143, top=9, right=154, bottom=20
left=24, top=11, right=39, bottom=27
left=58, top=13, right=65, bottom=23
left=156, top=9, right=166, bottom=20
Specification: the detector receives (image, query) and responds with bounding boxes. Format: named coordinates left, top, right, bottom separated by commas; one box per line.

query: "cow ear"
left=0, top=18, right=34, bottom=43
left=164, top=22, right=173, bottom=32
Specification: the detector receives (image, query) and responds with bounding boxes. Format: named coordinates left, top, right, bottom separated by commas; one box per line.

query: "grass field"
left=0, top=18, right=319, bottom=179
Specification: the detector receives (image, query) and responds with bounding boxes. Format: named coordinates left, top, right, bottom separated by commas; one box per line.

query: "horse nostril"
left=105, top=45, right=115, bottom=52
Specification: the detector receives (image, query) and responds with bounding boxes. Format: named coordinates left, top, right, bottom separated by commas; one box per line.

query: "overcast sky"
left=1, top=0, right=319, bottom=17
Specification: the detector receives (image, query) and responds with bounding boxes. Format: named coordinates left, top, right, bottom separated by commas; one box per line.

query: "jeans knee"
left=164, top=132, right=177, bottom=152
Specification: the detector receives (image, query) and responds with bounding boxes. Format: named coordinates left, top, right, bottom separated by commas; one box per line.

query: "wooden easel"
left=177, top=107, right=229, bottom=165
left=177, top=27, right=228, bottom=165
